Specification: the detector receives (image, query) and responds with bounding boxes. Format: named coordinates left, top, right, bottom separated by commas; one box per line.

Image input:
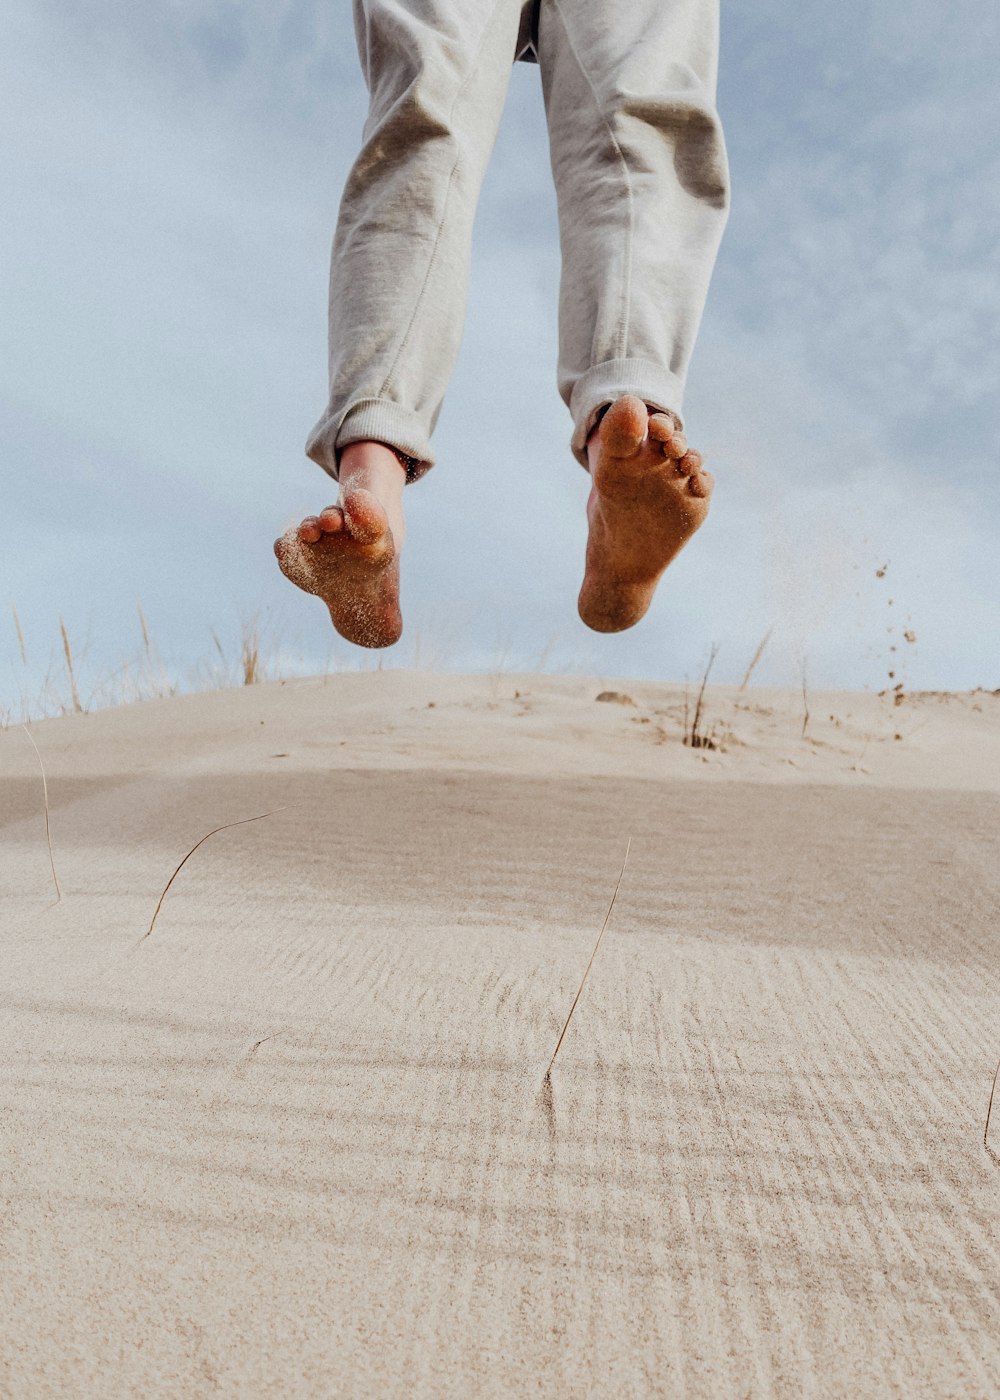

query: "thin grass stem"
left=685, top=644, right=719, bottom=748
left=140, top=809, right=282, bottom=941
left=984, top=1056, right=1000, bottom=1161
left=59, top=616, right=83, bottom=713
left=739, top=628, right=772, bottom=691
left=12, top=604, right=28, bottom=666
left=137, top=600, right=152, bottom=655
left=22, top=725, right=61, bottom=902
left=545, top=836, right=631, bottom=1081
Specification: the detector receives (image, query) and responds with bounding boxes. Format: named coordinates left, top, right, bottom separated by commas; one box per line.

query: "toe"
left=675, top=449, right=704, bottom=478
left=318, top=506, right=345, bottom=534
left=648, top=415, right=688, bottom=460
left=299, top=517, right=322, bottom=543
left=600, top=396, right=648, bottom=456
left=342, top=488, right=389, bottom=546
left=688, top=467, right=713, bottom=499
left=670, top=432, right=689, bottom=459
left=663, top=431, right=688, bottom=460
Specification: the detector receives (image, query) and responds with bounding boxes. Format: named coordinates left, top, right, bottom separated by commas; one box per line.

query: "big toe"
left=342, top=487, right=391, bottom=547
left=600, top=395, right=648, bottom=457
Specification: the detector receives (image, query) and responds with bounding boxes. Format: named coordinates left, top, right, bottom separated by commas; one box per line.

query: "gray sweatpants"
left=306, top=0, right=729, bottom=480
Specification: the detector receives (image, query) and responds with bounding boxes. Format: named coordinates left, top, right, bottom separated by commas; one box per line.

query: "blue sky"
left=3, top=0, right=998, bottom=710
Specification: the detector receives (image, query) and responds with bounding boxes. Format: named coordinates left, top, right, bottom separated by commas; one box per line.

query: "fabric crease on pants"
left=305, top=0, right=730, bottom=481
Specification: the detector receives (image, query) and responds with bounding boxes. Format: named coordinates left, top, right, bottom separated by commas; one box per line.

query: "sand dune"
left=3, top=673, right=1000, bottom=1397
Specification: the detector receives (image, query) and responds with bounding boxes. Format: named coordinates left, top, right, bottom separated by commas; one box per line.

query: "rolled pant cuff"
left=569, top=359, right=687, bottom=468
left=305, top=398, right=435, bottom=483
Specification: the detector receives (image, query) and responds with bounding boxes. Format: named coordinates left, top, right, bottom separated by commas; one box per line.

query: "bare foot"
left=273, top=441, right=407, bottom=649
left=578, top=395, right=714, bottom=633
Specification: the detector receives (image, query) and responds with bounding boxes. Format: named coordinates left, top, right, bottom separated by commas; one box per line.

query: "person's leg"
left=275, top=441, right=409, bottom=650
left=277, top=0, right=526, bottom=647
left=537, top=0, right=729, bottom=630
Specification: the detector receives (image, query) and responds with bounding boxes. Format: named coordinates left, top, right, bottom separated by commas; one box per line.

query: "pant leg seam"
left=378, top=0, right=508, bottom=400
left=548, top=0, right=635, bottom=362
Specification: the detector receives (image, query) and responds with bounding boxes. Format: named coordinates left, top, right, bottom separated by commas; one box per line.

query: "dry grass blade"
left=535, top=630, right=560, bottom=672
left=685, top=643, right=719, bottom=748
left=240, top=616, right=262, bottom=686
left=136, top=599, right=174, bottom=700
left=59, top=616, right=83, bottom=714
left=739, top=627, right=772, bottom=691
left=984, top=1057, right=1000, bottom=1164
left=545, top=836, right=632, bottom=1081
left=140, top=809, right=282, bottom=941
left=137, top=600, right=153, bottom=655
left=22, top=725, right=61, bottom=902
left=12, top=604, right=28, bottom=666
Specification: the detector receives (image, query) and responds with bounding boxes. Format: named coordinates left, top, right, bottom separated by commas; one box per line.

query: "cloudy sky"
left=3, top=0, right=998, bottom=712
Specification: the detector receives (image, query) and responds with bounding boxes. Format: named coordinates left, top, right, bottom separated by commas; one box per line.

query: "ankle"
left=339, top=441, right=408, bottom=498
